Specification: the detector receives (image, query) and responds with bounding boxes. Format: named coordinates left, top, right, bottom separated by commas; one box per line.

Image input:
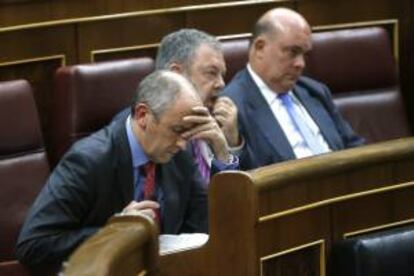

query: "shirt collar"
left=125, top=115, right=149, bottom=168
left=247, top=64, right=292, bottom=105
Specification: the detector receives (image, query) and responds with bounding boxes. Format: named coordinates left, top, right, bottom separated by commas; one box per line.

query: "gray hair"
left=251, top=19, right=276, bottom=45
left=131, top=70, right=186, bottom=119
left=155, top=28, right=222, bottom=70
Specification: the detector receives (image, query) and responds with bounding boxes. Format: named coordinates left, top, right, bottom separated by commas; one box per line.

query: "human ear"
left=168, top=62, right=184, bottom=74
left=134, top=103, right=150, bottom=130
left=253, top=37, right=266, bottom=59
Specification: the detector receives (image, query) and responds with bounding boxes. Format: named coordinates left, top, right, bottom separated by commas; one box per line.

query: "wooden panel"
left=257, top=159, right=398, bottom=217
left=0, top=25, right=76, bottom=63
left=0, top=0, right=239, bottom=27
left=92, top=45, right=158, bottom=63
left=186, top=2, right=294, bottom=35
left=261, top=241, right=324, bottom=276
left=331, top=193, right=395, bottom=239
left=298, top=0, right=402, bottom=26
left=258, top=210, right=330, bottom=255
left=77, top=14, right=185, bottom=63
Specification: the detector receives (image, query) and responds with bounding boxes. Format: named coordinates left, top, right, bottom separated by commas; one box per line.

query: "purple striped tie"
left=192, top=140, right=210, bottom=185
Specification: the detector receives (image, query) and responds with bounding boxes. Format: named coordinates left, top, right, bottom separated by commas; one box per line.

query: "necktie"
left=142, top=162, right=161, bottom=227
left=192, top=140, right=210, bottom=185
left=143, top=162, right=156, bottom=200
left=278, top=93, right=325, bottom=155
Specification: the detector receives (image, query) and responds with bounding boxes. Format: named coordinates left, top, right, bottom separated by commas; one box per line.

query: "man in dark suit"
left=223, top=8, right=364, bottom=170
left=115, top=29, right=240, bottom=184
left=16, top=71, right=209, bottom=269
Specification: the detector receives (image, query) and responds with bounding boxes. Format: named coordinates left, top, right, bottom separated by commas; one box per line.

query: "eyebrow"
left=204, top=64, right=226, bottom=73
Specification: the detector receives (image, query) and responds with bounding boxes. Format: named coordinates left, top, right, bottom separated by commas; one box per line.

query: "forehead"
left=160, top=89, right=202, bottom=122
left=272, top=26, right=312, bottom=49
left=191, top=44, right=226, bottom=69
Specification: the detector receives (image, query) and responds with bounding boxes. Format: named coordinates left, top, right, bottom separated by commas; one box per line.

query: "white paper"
left=159, top=233, right=209, bottom=255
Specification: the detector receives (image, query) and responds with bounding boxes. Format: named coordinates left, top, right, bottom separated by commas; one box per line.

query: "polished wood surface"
left=63, top=215, right=159, bottom=276
left=0, top=0, right=251, bottom=27
left=69, top=138, right=414, bottom=275
left=163, top=138, right=414, bottom=275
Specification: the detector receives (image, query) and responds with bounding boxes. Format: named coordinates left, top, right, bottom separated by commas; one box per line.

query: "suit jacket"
left=223, top=68, right=364, bottom=170
left=16, top=118, right=207, bottom=267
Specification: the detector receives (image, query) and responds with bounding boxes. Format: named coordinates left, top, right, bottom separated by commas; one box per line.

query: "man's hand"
left=122, top=200, right=160, bottom=220
left=212, top=97, right=240, bottom=147
left=182, top=106, right=230, bottom=162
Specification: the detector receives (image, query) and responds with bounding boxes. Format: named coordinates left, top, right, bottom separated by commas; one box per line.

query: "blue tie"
left=278, top=93, right=325, bottom=155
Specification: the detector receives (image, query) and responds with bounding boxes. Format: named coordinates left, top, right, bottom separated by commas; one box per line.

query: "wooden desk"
left=161, top=137, right=414, bottom=275
left=66, top=137, right=414, bottom=275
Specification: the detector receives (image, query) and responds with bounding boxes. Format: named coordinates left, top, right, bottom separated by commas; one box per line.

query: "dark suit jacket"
left=223, top=68, right=364, bottom=170
left=16, top=118, right=207, bottom=267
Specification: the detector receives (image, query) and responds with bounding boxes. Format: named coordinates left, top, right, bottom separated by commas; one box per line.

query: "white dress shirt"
left=247, top=64, right=331, bottom=158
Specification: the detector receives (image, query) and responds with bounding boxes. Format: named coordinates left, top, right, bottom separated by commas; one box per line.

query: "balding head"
left=251, top=8, right=310, bottom=45
left=132, top=70, right=204, bottom=163
left=131, top=70, right=200, bottom=120
left=249, top=8, right=312, bottom=93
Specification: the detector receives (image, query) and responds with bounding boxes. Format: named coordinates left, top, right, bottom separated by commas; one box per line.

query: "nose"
left=176, top=137, right=188, bottom=151
left=215, top=74, right=225, bottom=89
left=294, top=54, right=306, bottom=69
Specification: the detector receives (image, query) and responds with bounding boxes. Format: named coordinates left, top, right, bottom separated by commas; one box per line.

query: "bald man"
left=223, top=8, right=364, bottom=170
left=17, top=71, right=208, bottom=269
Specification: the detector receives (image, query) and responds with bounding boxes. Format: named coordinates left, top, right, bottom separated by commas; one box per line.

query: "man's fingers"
left=181, top=121, right=217, bottom=139
left=214, top=115, right=226, bottom=126
left=191, top=106, right=210, bottom=115
left=216, top=96, right=234, bottom=106
left=139, top=209, right=157, bottom=219
left=183, top=115, right=212, bottom=124
left=212, top=107, right=230, bottom=118
left=124, top=200, right=159, bottom=212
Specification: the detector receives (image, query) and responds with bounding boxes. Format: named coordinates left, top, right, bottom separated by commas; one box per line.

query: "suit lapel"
left=242, top=70, right=295, bottom=160
left=293, top=85, right=340, bottom=149
left=157, top=161, right=182, bottom=233
left=113, top=120, right=134, bottom=205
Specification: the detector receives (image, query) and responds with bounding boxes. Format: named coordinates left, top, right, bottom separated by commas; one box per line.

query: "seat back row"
left=0, top=80, right=49, bottom=275
left=51, top=26, right=411, bottom=164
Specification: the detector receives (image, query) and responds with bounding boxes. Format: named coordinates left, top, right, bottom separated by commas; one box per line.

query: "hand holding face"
left=182, top=106, right=230, bottom=162
left=212, top=97, right=240, bottom=147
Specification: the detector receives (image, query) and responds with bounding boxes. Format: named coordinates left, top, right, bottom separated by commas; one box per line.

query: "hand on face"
left=212, top=97, right=240, bottom=147
left=181, top=106, right=230, bottom=162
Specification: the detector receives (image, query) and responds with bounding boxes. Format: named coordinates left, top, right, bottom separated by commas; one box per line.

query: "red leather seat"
left=52, top=58, right=155, bottom=164
left=305, top=27, right=411, bottom=143
left=0, top=80, right=49, bottom=276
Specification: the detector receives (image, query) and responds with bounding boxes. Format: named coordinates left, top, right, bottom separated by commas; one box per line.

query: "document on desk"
left=159, top=233, right=209, bottom=255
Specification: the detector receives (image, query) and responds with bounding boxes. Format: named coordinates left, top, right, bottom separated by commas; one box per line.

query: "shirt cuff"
left=212, top=154, right=239, bottom=171
left=227, top=136, right=245, bottom=156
